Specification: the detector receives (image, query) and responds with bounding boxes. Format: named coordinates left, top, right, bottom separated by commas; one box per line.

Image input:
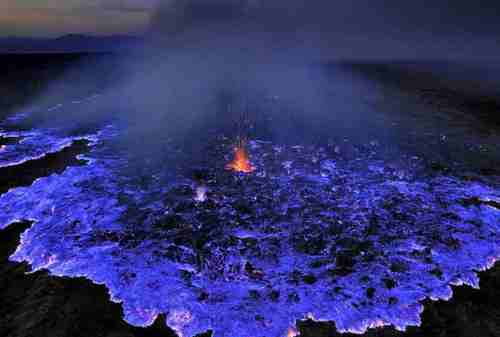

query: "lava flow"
left=226, top=143, right=255, bottom=173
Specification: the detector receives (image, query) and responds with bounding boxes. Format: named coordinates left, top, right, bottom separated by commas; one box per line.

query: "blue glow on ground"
left=1, top=112, right=499, bottom=337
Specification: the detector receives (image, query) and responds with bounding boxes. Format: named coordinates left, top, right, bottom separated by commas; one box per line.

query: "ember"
left=226, top=142, right=255, bottom=173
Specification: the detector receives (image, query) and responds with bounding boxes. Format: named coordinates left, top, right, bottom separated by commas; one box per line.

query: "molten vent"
left=226, top=143, right=255, bottom=173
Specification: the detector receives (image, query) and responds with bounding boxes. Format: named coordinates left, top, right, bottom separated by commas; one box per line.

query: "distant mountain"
left=0, top=34, right=144, bottom=53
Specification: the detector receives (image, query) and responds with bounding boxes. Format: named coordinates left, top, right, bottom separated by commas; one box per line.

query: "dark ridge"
left=344, top=62, right=500, bottom=128
left=0, top=221, right=178, bottom=337
left=0, top=139, right=90, bottom=195
left=0, top=53, right=122, bottom=121
left=0, top=35, right=142, bottom=54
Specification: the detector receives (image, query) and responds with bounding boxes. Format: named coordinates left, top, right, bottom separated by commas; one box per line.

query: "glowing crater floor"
left=0, top=120, right=499, bottom=337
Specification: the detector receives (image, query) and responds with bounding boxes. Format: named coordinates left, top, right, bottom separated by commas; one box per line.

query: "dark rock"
left=233, top=199, right=253, bottom=214
left=244, top=262, right=264, bottom=280
left=288, top=270, right=303, bottom=285
left=390, top=260, right=410, bottom=273
left=191, top=167, right=212, bottom=181
left=383, top=278, right=397, bottom=289
left=366, top=214, right=380, bottom=235
left=248, top=290, right=260, bottom=300
left=179, top=269, right=193, bottom=283
left=429, top=161, right=450, bottom=173
left=293, top=233, right=327, bottom=255
left=269, top=289, right=280, bottom=302
left=443, top=236, right=461, bottom=249
left=360, top=275, right=371, bottom=283
left=170, top=184, right=194, bottom=196
left=303, top=274, right=318, bottom=285
left=287, top=292, right=300, bottom=303
left=198, top=291, right=209, bottom=302
left=153, top=214, right=186, bottom=231
left=0, top=139, right=90, bottom=194
left=174, top=200, right=196, bottom=213
left=442, top=212, right=461, bottom=221
left=163, top=245, right=196, bottom=265
left=255, top=314, right=265, bottom=322
left=430, top=267, right=444, bottom=279
left=335, top=251, right=357, bottom=270
left=0, top=222, right=177, bottom=337
left=310, top=259, right=329, bottom=269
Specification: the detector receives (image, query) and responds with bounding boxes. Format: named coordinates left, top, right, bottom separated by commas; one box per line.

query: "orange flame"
left=226, top=144, right=255, bottom=173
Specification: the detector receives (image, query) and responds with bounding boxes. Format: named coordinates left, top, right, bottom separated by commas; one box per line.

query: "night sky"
left=1, top=1, right=500, bottom=37
left=0, top=1, right=156, bottom=37
left=1, top=0, right=500, bottom=59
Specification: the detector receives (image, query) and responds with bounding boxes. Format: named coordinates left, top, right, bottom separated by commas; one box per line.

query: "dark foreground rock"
left=0, top=221, right=180, bottom=337
left=0, top=139, right=90, bottom=194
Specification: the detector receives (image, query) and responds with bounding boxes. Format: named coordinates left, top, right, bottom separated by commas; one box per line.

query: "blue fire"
left=0, top=110, right=499, bottom=337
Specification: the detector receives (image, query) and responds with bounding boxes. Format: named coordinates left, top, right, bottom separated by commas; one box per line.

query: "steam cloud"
left=14, top=0, right=500, bottom=155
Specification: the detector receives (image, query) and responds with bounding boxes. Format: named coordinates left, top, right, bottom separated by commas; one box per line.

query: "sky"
left=0, top=0, right=157, bottom=37
left=1, top=0, right=499, bottom=60
left=147, top=0, right=500, bottom=61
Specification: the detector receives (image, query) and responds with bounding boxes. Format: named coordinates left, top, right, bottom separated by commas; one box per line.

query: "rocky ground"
left=0, top=221, right=199, bottom=337
left=0, top=56, right=499, bottom=337
left=1, top=133, right=499, bottom=337
left=1, top=221, right=500, bottom=337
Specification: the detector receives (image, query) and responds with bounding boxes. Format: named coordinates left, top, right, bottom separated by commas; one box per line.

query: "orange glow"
left=226, top=143, right=255, bottom=173
left=287, top=327, right=298, bottom=337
